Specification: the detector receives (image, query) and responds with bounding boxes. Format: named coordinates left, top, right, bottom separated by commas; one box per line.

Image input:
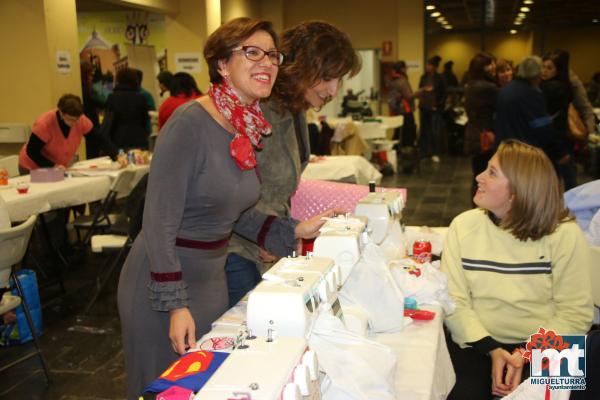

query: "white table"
left=374, top=305, right=455, bottom=400
left=70, top=156, right=150, bottom=190
left=328, top=116, right=404, bottom=140
left=0, top=175, right=111, bottom=222
left=301, top=155, right=382, bottom=185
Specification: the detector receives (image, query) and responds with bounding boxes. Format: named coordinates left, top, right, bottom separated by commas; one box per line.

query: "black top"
left=104, top=85, right=150, bottom=149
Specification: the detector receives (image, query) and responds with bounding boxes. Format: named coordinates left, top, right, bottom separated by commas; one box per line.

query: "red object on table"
left=404, top=309, right=436, bottom=321
left=301, top=238, right=315, bottom=255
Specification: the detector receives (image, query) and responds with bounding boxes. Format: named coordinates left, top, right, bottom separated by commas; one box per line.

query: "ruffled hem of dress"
left=147, top=280, right=189, bottom=311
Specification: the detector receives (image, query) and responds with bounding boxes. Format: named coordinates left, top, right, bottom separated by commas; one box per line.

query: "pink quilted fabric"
left=291, top=179, right=407, bottom=220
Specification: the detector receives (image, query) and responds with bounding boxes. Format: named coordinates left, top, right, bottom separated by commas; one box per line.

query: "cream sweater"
left=442, top=208, right=593, bottom=347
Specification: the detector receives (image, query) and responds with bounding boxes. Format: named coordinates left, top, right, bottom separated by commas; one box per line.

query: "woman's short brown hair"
left=271, top=21, right=361, bottom=114
left=496, top=139, right=572, bottom=241
left=496, top=58, right=513, bottom=73
left=204, top=17, right=278, bottom=84
left=57, top=94, right=83, bottom=117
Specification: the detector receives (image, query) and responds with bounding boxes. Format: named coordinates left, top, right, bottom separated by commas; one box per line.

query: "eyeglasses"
left=232, top=46, right=285, bottom=66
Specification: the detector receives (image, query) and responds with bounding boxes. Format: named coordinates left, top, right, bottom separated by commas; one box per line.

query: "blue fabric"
left=225, top=253, right=261, bottom=307
left=1, top=269, right=43, bottom=346
left=564, top=179, right=600, bottom=245
left=144, top=351, right=229, bottom=393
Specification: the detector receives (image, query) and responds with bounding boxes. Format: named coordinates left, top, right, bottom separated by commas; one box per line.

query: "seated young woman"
left=441, top=139, right=593, bottom=400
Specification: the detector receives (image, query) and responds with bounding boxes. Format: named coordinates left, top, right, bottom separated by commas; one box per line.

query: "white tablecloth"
left=374, top=305, right=455, bottom=400
left=301, top=155, right=382, bottom=185
left=0, top=175, right=111, bottom=222
left=70, top=156, right=150, bottom=189
left=328, top=116, right=404, bottom=140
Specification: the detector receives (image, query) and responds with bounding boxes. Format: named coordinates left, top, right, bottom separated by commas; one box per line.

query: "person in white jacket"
left=442, top=139, right=593, bottom=400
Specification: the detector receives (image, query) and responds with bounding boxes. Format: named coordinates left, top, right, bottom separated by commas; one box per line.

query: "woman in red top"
left=157, top=72, right=202, bottom=130
left=18, top=94, right=118, bottom=173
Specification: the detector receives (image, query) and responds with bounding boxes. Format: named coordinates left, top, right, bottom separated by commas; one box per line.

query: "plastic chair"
left=71, top=169, right=137, bottom=245
left=0, top=155, right=20, bottom=178
left=0, top=215, right=51, bottom=383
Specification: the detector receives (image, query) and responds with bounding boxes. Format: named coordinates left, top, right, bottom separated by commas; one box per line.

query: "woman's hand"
left=294, top=208, right=345, bottom=239
left=490, top=348, right=524, bottom=396
left=503, top=352, right=524, bottom=394
left=117, top=154, right=128, bottom=169
left=258, top=247, right=278, bottom=263
left=169, top=307, right=196, bottom=355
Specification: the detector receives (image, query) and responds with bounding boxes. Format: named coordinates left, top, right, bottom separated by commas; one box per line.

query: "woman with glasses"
left=225, top=21, right=361, bottom=307
left=117, top=18, right=328, bottom=399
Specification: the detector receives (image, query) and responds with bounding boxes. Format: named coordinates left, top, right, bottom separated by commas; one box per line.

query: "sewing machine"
left=354, top=191, right=404, bottom=244
left=195, top=334, right=320, bottom=400
left=247, top=255, right=341, bottom=339
left=312, top=215, right=368, bottom=284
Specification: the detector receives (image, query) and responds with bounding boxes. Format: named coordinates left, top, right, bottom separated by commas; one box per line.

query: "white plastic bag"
left=309, top=306, right=397, bottom=400
left=338, top=243, right=405, bottom=333
left=389, top=258, right=455, bottom=315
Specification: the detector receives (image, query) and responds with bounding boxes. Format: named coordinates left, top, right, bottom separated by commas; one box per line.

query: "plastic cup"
left=16, top=182, right=29, bottom=194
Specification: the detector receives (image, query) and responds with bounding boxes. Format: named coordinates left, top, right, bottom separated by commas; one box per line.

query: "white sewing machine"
left=312, top=215, right=368, bottom=284
left=354, top=191, right=404, bottom=244
left=195, top=334, right=320, bottom=400
left=247, top=255, right=341, bottom=339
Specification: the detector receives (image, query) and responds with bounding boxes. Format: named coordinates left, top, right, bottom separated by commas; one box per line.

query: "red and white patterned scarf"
left=208, top=81, right=272, bottom=170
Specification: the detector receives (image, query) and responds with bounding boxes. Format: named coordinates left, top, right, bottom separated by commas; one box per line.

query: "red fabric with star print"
left=208, top=81, right=272, bottom=170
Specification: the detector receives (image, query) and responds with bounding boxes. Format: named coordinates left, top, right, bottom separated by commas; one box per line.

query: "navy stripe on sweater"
left=461, top=258, right=551, bottom=274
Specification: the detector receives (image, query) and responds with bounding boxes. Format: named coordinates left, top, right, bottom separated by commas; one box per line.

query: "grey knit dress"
left=117, top=101, right=297, bottom=399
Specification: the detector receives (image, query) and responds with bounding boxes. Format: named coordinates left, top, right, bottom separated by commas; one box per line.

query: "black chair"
left=83, top=174, right=148, bottom=314
left=71, top=169, right=137, bottom=246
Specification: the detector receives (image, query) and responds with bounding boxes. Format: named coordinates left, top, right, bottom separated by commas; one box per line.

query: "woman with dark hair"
left=496, top=59, right=513, bottom=87
left=418, top=55, right=446, bottom=162
left=541, top=49, right=576, bottom=189
left=157, top=72, right=202, bottom=129
left=464, top=52, right=498, bottom=197
left=225, top=21, right=361, bottom=307
left=18, top=94, right=119, bottom=174
left=387, top=61, right=429, bottom=171
left=117, top=18, right=328, bottom=399
left=442, top=139, right=593, bottom=400
left=103, top=67, right=150, bottom=149
left=156, top=70, right=174, bottom=96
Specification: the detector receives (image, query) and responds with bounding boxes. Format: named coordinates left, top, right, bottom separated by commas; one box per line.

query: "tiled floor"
left=0, top=155, right=592, bottom=399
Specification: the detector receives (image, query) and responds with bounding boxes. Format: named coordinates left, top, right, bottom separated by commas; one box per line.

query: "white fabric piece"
left=302, top=156, right=382, bottom=185
left=502, top=378, right=570, bottom=400
left=0, top=195, right=11, bottom=228
left=309, top=305, right=397, bottom=400
left=378, top=221, right=408, bottom=260
left=389, top=258, right=455, bottom=315
left=338, top=243, right=406, bottom=333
